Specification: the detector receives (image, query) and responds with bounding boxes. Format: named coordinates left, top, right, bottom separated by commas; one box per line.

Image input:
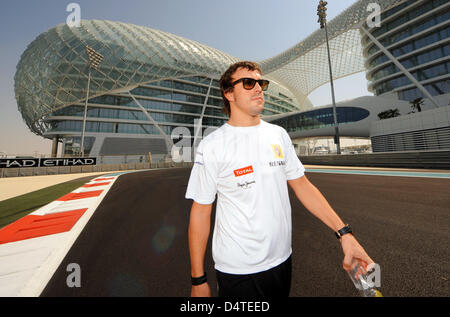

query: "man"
left=185, top=61, right=373, bottom=297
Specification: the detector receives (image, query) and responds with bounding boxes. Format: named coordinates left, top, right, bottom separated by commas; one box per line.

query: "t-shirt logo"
left=234, top=165, right=254, bottom=177
left=271, top=144, right=283, bottom=159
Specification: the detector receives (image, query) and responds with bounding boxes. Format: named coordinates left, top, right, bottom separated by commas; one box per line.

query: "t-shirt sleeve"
left=185, top=140, right=218, bottom=204
left=281, top=128, right=305, bottom=180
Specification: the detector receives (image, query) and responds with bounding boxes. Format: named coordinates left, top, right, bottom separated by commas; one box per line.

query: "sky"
left=0, top=0, right=372, bottom=157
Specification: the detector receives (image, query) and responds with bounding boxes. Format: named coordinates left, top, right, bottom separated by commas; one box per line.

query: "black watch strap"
left=191, top=273, right=207, bottom=286
left=335, top=224, right=353, bottom=239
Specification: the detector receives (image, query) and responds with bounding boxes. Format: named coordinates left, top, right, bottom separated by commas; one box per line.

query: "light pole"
left=81, top=45, right=104, bottom=157
left=317, top=0, right=341, bottom=154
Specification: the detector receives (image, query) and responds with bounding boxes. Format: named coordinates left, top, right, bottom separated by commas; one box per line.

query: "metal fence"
left=299, top=149, right=450, bottom=169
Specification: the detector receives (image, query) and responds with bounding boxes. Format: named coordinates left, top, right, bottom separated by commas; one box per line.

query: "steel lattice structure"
left=14, top=20, right=241, bottom=136
left=261, top=0, right=406, bottom=106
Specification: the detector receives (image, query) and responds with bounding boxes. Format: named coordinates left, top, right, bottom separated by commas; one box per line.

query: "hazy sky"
left=0, top=0, right=371, bottom=156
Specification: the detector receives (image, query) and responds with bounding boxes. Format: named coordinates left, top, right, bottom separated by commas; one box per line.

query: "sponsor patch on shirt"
left=233, top=165, right=254, bottom=177
left=271, top=144, right=283, bottom=159
left=269, top=161, right=286, bottom=167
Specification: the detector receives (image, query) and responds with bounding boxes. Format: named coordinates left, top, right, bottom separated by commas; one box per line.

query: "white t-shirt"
left=185, top=120, right=305, bottom=274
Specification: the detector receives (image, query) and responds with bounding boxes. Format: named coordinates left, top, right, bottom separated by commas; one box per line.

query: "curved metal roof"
left=14, top=20, right=240, bottom=135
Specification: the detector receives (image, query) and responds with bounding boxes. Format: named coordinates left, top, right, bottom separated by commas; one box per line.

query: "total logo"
left=233, top=165, right=254, bottom=177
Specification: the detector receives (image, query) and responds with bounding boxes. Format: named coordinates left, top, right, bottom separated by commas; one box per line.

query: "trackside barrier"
left=3, top=149, right=449, bottom=178
left=0, top=162, right=195, bottom=178
left=299, top=150, right=450, bottom=169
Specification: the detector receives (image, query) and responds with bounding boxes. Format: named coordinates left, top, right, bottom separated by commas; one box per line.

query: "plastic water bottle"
left=346, top=261, right=383, bottom=297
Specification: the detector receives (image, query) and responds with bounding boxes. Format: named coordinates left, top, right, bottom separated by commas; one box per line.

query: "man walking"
left=185, top=61, right=373, bottom=297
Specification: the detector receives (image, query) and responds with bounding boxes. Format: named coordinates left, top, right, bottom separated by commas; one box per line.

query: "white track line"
left=0, top=174, right=121, bottom=297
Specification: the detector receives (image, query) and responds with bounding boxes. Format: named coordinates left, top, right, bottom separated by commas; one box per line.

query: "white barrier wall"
left=370, top=105, right=450, bottom=152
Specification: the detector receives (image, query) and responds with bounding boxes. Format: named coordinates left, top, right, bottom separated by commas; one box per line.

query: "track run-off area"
left=35, top=166, right=449, bottom=297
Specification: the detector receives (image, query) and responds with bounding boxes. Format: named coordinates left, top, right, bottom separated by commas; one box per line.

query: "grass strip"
left=0, top=175, right=102, bottom=229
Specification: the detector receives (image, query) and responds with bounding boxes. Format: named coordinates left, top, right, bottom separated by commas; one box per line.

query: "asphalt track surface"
left=41, top=168, right=450, bottom=297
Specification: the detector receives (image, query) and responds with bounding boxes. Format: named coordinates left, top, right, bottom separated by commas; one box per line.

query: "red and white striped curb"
left=0, top=173, right=124, bottom=297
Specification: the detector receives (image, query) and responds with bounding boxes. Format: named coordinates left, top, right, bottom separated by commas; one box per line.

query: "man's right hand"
left=189, top=202, right=213, bottom=297
left=191, top=283, right=211, bottom=297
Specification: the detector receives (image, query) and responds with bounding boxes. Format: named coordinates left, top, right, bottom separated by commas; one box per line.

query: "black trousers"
left=215, top=256, right=292, bottom=298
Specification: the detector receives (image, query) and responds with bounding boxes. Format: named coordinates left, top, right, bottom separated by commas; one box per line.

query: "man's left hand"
left=340, top=234, right=374, bottom=272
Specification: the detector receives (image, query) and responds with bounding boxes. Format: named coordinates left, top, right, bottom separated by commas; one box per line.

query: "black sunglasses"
left=231, top=78, right=270, bottom=91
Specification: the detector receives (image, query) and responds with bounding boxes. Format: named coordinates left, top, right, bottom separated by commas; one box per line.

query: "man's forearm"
left=188, top=202, right=212, bottom=277
left=289, top=176, right=374, bottom=270
left=288, top=176, right=345, bottom=232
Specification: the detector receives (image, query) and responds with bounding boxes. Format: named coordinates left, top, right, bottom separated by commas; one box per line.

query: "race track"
left=40, top=168, right=450, bottom=297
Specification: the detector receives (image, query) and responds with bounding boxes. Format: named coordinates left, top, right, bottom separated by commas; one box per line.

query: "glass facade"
left=44, top=75, right=299, bottom=155
left=45, top=75, right=298, bottom=134
left=269, top=107, right=370, bottom=133
left=363, top=0, right=450, bottom=101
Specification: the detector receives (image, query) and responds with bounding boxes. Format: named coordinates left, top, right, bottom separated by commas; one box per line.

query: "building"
left=14, top=20, right=302, bottom=163
left=364, top=0, right=449, bottom=101
left=361, top=0, right=450, bottom=152
left=14, top=0, right=450, bottom=160
left=268, top=95, right=412, bottom=140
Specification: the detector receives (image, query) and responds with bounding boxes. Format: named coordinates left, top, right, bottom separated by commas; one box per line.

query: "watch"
left=335, top=224, right=353, bottom=239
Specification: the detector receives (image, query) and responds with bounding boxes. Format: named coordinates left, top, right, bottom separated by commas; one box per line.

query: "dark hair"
left=219, top=61, right=262, bottom=116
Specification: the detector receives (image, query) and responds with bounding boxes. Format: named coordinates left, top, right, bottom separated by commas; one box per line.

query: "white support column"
left=51, top=135, right=59, bottom=158
left=359, top=24, right=440, bottom=108
left=127, top=92, right=173, bottom=149
left=193, top=78, right=214, bottom=152
left=81, top=68, right=92, bottom=157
